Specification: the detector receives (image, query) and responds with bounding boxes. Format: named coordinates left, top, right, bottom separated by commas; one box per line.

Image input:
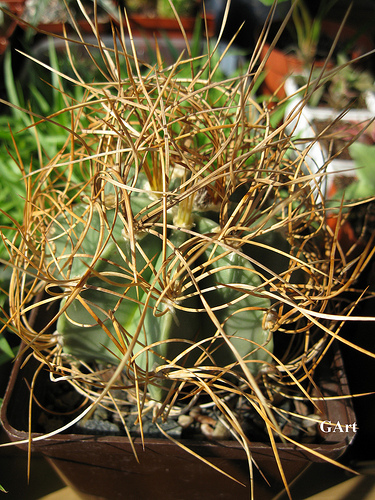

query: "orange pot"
left=260, top=44, right=304, bottom=99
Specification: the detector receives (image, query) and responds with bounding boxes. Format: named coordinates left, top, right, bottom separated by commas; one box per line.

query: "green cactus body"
left=131, top=213, right=273, bottom=399
left=247, top=227, right=291, bottom=275
left=52, top=195, right=275, bottom=395
left=137, top=227, right=202, bottom=400
left=51, top=196, right=163, bottom=364
left=194, top=216, right=273, bottom=375
left=201, top=250, right=273, bottom=371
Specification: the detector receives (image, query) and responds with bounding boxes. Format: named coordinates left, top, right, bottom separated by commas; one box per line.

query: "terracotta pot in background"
left=260, top=43, right=304, bottom=99
left=18, top=12, right=215, bottom=39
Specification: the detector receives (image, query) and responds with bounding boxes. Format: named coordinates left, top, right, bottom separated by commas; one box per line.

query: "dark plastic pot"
left=1, top=338, right=357, bottom=500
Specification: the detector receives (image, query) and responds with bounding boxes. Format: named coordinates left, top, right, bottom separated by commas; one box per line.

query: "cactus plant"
left=14, top=43, right=282, bottom=402
left=3, top=29, right=324, bottom=406
left=0, top=0, right=335, bottom=435
left=2, top=1, right=375, bottom=497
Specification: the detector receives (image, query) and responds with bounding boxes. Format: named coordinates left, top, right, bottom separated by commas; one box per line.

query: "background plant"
left=325, top=52, right=375, bottom=109
left=0, top=41, right=88, bottom=260
left=287, top=0, right=339, bottom=67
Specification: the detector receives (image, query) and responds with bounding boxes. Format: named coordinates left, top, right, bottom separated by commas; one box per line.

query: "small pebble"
left=189, top=407, right=201, bottom=419
left=302, top=414, right=321, bottom=429
left=196, top=415, right=216, bottom=426
left=77, top=418, right=120, bottom=435
left=212, top=419, right=232, bottom=440
left=178, top=415, right=194, bottom=428
left=201, top=423, right=214, bottom=438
